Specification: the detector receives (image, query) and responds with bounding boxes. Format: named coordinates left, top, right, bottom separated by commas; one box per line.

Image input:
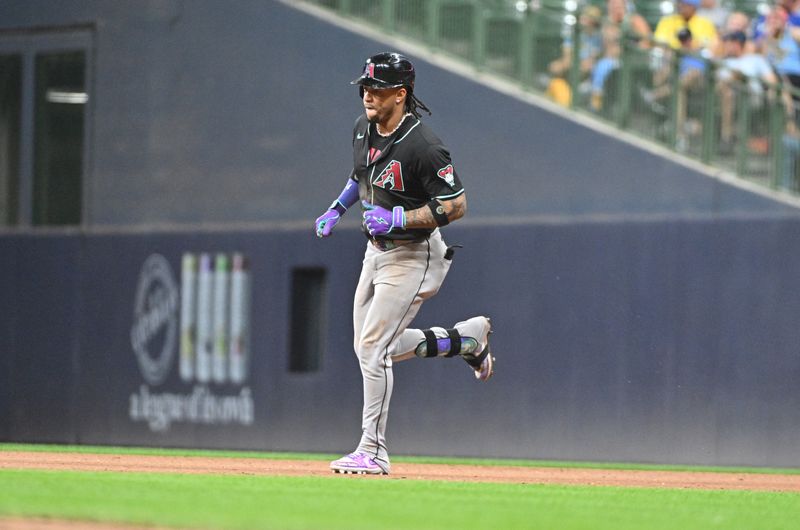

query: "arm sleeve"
left=331, top=176, right=359, bottom=213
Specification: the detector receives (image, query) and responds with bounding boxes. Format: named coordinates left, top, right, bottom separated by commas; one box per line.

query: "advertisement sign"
left=128, top=252, right=253, bottom=433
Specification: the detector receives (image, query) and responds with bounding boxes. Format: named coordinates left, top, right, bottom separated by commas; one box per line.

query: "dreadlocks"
left=405, top=91, right=431, bottom=118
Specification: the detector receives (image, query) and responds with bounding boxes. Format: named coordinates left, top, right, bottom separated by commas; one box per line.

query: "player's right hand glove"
left=315, top=209, right=341, bottom=238
left=315, top=178, right=359, bottom=238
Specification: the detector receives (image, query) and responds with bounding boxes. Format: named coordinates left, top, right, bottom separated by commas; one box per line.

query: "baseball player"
left=315, top=52, right=495, bottom=475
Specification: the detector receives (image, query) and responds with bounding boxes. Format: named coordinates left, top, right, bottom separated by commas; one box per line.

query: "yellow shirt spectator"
left=654, top=0, right=718, bottom=50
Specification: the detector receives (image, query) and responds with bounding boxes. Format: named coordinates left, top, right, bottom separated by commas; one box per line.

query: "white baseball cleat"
left=474, top=344, right=495, bottom=382
left=455, top=316, right=495, bottom=382
left=330, top=452, right=389, bottom=475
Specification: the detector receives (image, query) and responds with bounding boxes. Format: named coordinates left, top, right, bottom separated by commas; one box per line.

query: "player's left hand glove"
left=315, top=209, right=341, bottom=238
left=362, top=201, right=405, bottom=237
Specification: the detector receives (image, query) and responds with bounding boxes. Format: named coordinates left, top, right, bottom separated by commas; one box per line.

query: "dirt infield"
left=0, top=518, right=173, bottom=530
left=3, top=451, right=800, bottom=492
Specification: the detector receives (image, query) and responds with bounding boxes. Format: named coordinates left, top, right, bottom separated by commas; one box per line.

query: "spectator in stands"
left=642, top=28, right=707, bottom=149
left=716, top=30, right=779, bottom=152
left=644, top=29, right=707, bottom=99
left=645, top=1, right=717, bottom=148
left=753, top=0, right=800, bottom=47
left=759, top=4, right=800, bottom=189
left=761, top=5, right=800, bottom=98
left=718, top=30, right=775, bottom=88
left=717, top=11, right=752, bottom=54
left=654, top=0, right=719, bottom=52
left=697, top=0, right=731, bottom=31
left=601, top=0, right=652, bottom=52
left=589, top=0, right=652, bottom=111
left=545, top=5, right=604, bottom=107
left=724, top=11, right=751, bottom=35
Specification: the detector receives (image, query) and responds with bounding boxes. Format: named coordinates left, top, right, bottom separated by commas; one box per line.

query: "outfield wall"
left=2, top=218, right=800, bottom=467
left=3, top=0, right=800, bottom=469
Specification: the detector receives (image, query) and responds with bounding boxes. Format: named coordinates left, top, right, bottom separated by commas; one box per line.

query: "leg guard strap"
left=422, top=329, right=438, bottom=358
left=444, top=328, right=461, bottom=357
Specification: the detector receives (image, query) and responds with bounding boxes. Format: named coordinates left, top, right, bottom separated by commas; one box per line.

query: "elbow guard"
left=426, top=199, right=450, bottom=226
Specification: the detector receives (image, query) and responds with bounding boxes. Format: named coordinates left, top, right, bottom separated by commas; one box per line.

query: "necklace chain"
left=377, top=113, right=411, bottom=137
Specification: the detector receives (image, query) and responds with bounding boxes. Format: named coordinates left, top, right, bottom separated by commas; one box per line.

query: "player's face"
left=362, top=86, right=405, bottom=124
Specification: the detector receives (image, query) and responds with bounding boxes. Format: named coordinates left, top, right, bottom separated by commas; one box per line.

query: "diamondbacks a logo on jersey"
left=437, top=164, right=456, bottom=187
left=373, top=160, right=405, bottom=191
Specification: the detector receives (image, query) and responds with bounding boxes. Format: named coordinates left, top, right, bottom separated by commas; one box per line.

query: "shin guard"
left=414, top=328, right=478, bottom=358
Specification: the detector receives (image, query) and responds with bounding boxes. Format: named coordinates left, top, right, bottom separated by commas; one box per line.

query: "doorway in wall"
left=0, top=29, right=92, bottom=227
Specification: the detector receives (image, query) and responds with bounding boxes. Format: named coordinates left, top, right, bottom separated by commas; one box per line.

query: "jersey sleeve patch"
left=436, top=164, right=456, bottom=188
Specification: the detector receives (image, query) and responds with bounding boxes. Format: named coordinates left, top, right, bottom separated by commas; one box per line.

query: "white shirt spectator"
left=717, top=31, right=777, bottom=94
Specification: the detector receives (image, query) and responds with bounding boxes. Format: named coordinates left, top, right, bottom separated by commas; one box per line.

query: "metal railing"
left=303, top=0, right=800, bottom=195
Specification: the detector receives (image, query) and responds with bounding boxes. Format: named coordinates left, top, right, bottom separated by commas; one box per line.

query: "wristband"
left=392, top=206, right=405, bottom=230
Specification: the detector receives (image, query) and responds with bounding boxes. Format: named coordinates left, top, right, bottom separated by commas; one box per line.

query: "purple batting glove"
left=315, top=209, right=340, bottom=238
left=362, top=200, right=405, bottom=237
left=316, top=178, right=359, bottom=238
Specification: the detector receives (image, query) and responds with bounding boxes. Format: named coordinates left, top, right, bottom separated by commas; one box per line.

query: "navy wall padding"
left=2, top=218, right=800, bottom=467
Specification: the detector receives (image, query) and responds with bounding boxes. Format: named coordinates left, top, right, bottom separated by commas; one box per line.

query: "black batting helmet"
left=351, top=52, right=431, bottom=117
left=351, top=52, right=415, bottom=91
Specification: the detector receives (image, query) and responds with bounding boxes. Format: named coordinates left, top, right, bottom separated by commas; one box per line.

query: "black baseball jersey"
left=350, top=113, right=464, bottom=240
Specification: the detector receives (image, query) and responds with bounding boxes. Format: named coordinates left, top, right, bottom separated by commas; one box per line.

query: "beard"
left=364, top=106, right=384, bottom=124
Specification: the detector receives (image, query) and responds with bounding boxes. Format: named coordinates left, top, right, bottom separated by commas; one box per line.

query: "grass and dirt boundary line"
left=1, top=444, right=799, bottom=529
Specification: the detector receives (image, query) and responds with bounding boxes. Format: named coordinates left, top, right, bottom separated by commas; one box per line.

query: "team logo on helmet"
left=367, top=63, right=375, bottom=79
left=437, top=164, right=456, bottom=187
left=373, top=160, right=405, bottom=191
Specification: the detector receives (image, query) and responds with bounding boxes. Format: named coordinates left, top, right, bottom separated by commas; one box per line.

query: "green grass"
left=3, top=443, right=799, bottom=475
left=2, top=444, right=799, bottom=529
left=1, top=469, right=799, bottom=530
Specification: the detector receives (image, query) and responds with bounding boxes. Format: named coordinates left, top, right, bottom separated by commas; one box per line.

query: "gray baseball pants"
left=352, top=229, right=452, bottom=472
